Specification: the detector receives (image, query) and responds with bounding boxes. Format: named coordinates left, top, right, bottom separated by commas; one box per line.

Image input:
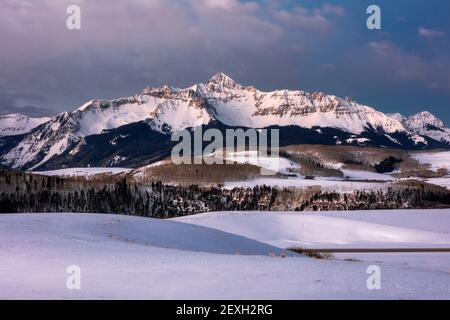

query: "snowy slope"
left=389, top=111, right=450, bottom=144
left=175, top=210, right=450, bottom=250
left=412, top=151, right=450, bottom=171
left=0, top=113, right=50, bottom=137
left=76, top=88, right=212, bottom=136
left=34, top=167, right=132, bottom=177
left=0, top=213, right=289, bottom=256
left=201, top=73, right=409, bottom=135
left=1, top=112, right=81, bottom=169
left=223, top=177, right=386, bottom=192
left=0, top=89, right=212, bottom=169
left=1, top=212, right=449, bottom=299
left=221, top=151, right=299, bottom=174
left=176, top=210, right=450, bottom=277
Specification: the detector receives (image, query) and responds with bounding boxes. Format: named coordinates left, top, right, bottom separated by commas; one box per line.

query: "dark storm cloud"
left=0, top=0, right=449, bottom=123
left=0, top=0, right=347, bottom=112
left=0, top=90, right=56, bottom=117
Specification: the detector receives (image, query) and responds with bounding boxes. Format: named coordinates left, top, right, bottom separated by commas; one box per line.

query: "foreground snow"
left=176, top=210, right=450, bottom=250
left=177, top=210, right=450, bottom=279
left=1, top=211, right=449, bottom=299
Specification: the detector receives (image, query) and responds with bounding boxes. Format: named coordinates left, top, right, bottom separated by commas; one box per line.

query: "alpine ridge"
left=388, top=111, right=450, bottom=144
left=0, top=114, right=51, bottom=137
left=0, top=73, right=448, bottom=170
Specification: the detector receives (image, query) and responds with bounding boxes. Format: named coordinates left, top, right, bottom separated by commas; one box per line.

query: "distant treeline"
left=0, top=171, right=449, bottom=217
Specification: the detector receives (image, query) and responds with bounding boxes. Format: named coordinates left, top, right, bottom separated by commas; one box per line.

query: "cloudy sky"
left=1, top=0, right=450, bottom=123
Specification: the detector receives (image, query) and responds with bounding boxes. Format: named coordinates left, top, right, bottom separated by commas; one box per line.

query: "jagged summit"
left=387, top=112, right=406, bottom=123
left=409, top=111, right=446, bottom=129
left=388, top=111, right=450, bottom=144
left=207, top=72, right=241, bottom=90
left=1, top=113, right=27, bottom=120
left=389, top=111, right=446, bottom=129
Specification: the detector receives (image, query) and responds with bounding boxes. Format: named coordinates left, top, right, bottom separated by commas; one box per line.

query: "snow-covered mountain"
left=0, top=113, right=51, bottom=137
left=0, top=73, right=447, bottom=170
left=388, top=111, right=450, bottom=144
left=200, top=73, right=409, bottom=135
left=0, top=86, right=214, bottom=170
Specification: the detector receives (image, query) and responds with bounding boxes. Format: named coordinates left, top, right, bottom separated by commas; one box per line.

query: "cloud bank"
left=0, top=0, right=449, bottom=122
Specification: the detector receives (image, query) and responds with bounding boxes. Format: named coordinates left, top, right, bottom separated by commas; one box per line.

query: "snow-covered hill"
left=1, top=73, right=447, bottom=170
left=1, top=211, right=449, bottom=299
left=389, top=111, right=450, bottom=144
left=0, top=113, right=50, bottom=137
left=176, top=210, right=450, bottom=250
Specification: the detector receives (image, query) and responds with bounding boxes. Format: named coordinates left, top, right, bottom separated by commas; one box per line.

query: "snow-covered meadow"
left=176, top=210, right=450, bottom=250
left=0, top=210, right=449, bottom=299
left=34, top=167, right=132, bottom=177
left=412, top=151, right=450, bottom=171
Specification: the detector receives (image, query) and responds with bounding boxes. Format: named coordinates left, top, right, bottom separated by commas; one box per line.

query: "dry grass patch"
left=281, top=144, right=436, bottom=176
left=128, top=158, right=271, bottom=186
left=288, top=247, right=334, bottom=260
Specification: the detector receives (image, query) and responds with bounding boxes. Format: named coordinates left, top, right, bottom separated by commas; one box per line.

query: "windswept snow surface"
left=177, top=210, right=450, bottom=281
left=224, top=177, right=386, bottom=192
left=223, top=151, right=299, bottom=174
left=326, top=162, right=394, bottom=181
left=0, top=213, right=288, bottom=256
left=176, top=210, right=450, bottom=249
left=1, top=211, right=449, bottom=299
left=412, top=151, right=450, bottom=171
left=33, top=167, right=132, bottom=177
left=339, top=169, right=394, bottom=181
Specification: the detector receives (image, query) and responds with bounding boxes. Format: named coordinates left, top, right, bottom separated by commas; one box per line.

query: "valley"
left=1, top=147, right=450, bottom=216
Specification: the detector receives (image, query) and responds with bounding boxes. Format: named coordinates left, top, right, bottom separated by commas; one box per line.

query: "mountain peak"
left=207, top=72, right=240, bottom=89
left=389, top=110, right=450, bottom=144
left=0, top=113, right=27, bottom=120
left=410, top=111, right=446, bottom=128
left=387, top=112, right=407, bottom=123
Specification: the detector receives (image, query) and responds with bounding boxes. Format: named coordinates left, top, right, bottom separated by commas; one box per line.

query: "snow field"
left=0, top=210, right=449, bottom=299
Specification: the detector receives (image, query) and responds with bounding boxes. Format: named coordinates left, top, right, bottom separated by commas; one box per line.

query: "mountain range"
left=0, top=114, right=50, bottom=137
left=0, top=73, right=449, bottom=170
left=388, top=111, right=450, bottom=145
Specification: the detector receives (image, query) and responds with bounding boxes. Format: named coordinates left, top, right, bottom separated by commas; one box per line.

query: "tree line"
left=1, top=170, right=449, bottom=217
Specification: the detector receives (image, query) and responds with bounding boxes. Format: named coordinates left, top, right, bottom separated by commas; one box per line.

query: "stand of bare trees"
left=1, top=171, right=449, bottom=217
